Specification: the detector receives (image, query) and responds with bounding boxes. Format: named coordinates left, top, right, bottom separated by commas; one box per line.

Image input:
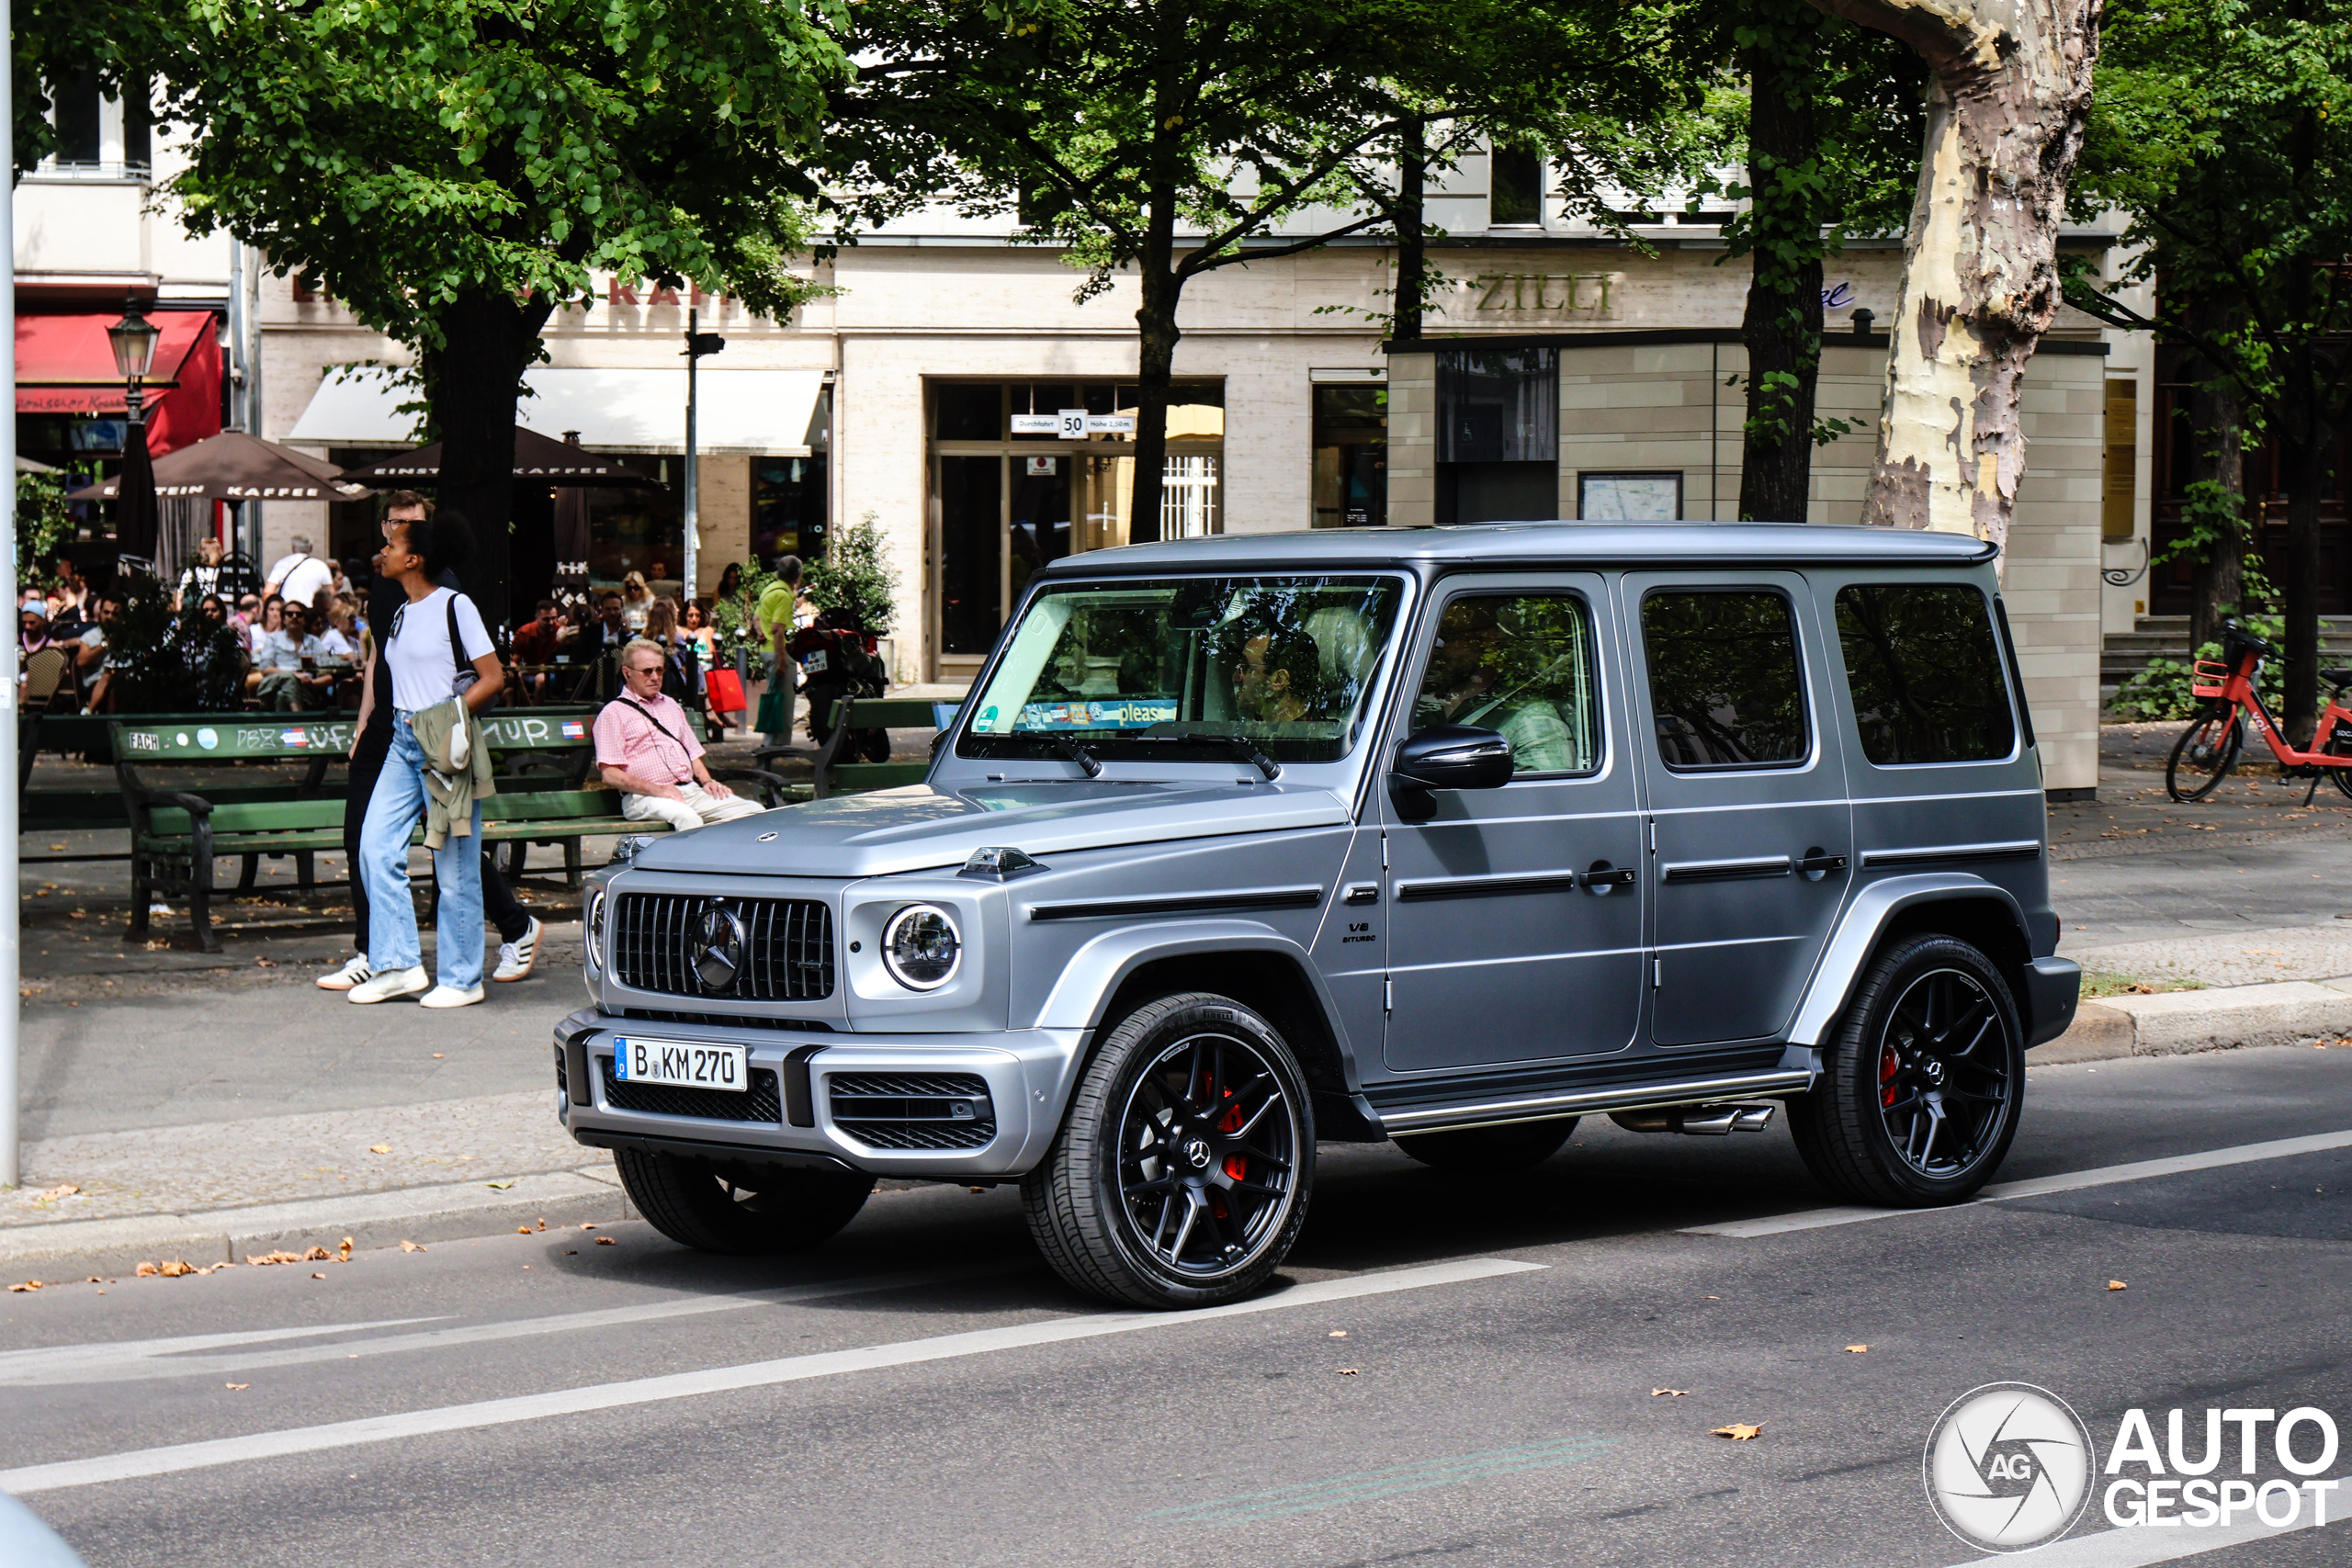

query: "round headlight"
left=585, top=889, right=607, bottom=974
left=881, top=904, right=962, bottom=990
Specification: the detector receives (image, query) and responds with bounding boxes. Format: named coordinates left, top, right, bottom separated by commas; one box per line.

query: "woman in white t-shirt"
left=346, top=513, right=505, bottom=1008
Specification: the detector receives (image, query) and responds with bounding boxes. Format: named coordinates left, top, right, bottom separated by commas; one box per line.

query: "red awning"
left=16, top=310, right=222, bottom=458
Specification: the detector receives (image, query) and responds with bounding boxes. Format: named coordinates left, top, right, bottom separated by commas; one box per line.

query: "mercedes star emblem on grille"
left=692, top=904, right=747, bottom=994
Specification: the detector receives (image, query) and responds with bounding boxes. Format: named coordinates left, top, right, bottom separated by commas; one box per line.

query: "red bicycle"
left=2166, top=619, right=2352, bottom=802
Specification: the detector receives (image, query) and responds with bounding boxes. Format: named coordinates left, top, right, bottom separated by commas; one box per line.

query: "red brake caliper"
left=1220, top=1098, right=1248, bottom=1182
left=1879, top=1044, right=1900, bottom=1109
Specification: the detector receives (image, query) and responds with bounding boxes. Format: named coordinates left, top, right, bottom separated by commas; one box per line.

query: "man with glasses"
left=594, top=638, right=766, bottom=831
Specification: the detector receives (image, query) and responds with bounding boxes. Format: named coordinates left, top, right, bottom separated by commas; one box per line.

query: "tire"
left=2322, top=716, right=2352, bottom=800
left=1022, top=991, right=1314, bottom=1309
left=2166, top=706, right=2243, bottom=801
left=1787, top=934, right=2024, bottom=1207
left=614, top=1149, right=875, bottom=1255
left=1396, top=1117, right=1578, bottom=1174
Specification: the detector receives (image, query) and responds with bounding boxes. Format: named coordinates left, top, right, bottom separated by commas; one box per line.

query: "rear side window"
left=1641, top=591, right=1808, bottom=769
left=1836, top=583, right=2016, bottom=765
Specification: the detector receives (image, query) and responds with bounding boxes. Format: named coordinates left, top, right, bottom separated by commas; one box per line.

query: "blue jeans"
left=359, top=714, right=484, bottom=990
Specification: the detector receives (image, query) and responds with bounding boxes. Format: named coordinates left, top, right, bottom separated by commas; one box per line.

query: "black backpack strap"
left=619, top=696, right=695, bottom=777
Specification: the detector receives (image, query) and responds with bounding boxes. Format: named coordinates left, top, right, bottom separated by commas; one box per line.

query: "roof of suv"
left=1037, top=521, right=1998, bottom=575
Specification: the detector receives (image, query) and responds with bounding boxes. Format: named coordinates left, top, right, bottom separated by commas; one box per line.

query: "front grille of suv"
left=601, top=1055, right=783, bottom=1122
left=826, top=1072, right=996, bottom=1151
left=611, top=894, right=834, bottom=1003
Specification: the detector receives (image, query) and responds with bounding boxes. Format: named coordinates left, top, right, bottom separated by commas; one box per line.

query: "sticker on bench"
left=126, top=731, right=160, bottom=751
left=562, top=720, right=587, bottom=739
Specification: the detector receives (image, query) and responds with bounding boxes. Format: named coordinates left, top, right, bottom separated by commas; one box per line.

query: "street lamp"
left=107, top=296, right=161, bottom=422
left=682, top=306, right=726, bottom=602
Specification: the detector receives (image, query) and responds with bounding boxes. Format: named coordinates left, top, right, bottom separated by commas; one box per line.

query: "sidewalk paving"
left=7, top=716, right=2350, bottom=1280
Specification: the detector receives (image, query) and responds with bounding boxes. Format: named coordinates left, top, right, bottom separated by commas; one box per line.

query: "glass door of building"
left=927, top=380, right=1222, bottom=676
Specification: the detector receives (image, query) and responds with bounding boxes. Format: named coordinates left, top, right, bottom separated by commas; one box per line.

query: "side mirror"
left=1390, top=726, right=1514, bottom=793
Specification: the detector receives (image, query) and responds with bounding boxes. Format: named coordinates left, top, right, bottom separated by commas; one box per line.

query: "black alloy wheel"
left=2322, top=716, right=2352, bottom=800
left=2166, top=705, right=2243, bottom=801
left=1789, top=934, right=2023, bottom=1206
left=615, top=1148, right=876, bottom=1254
left=1023, top=991, right=1313, bottom=1309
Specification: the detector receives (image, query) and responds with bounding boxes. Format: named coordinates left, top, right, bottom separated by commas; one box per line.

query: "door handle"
left=1582, top=862, right=1636, bottom=894
left=1796, top=850, right=1849, bottom=880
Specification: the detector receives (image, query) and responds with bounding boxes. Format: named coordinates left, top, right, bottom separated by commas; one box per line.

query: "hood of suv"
left=625, top=781, right=1353, bottom=879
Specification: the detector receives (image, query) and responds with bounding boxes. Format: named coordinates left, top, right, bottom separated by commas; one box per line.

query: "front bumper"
left=552, top=1010, right=1085, bottom=1179
left=2023, top=955, right=2082, bottom=1047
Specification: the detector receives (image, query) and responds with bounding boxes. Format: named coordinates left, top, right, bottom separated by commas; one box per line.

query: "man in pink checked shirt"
left=594, top=637, right=769, bottom=831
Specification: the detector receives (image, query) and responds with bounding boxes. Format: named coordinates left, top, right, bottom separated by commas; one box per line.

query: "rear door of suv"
left=1623, top=570, right=1855, bottom=1047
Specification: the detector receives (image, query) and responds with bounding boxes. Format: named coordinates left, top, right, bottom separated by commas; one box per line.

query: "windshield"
left=959, top=575, right=1405, bottom=765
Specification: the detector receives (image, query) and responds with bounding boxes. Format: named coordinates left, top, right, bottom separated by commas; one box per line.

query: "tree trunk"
left=1806, top=0, right=2100, bottom=551
left=1736, top=34, right=1824, bottom=524
left=2280, top=431, right=2326, bottom=743
left=1396, top=115, right=1426, bottom=342
left=1128, top=157, right=1182, bottom=545
left=2182, top=319, right=2244, bottom=656
left=424, top=285, right=553, bottom=628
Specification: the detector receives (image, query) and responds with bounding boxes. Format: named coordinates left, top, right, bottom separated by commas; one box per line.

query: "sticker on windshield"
left=1014, top=698, right=1179, bottom=731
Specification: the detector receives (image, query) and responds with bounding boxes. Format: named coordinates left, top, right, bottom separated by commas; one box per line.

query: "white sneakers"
left=420, top=984, right=485, bottom=1009
left=316, top=954, right=372, bottom=992
left=493, top=918, right=542, bottom=983
left=345, top=965, right=428, bottom=1004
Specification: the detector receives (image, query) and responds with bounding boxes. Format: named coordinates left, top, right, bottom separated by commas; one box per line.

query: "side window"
left=1836, top=583, right=2016, bottom=764
left=1411, top=593, right=1601, bottom=776
left=1641, top=590, right=1808, bottom=769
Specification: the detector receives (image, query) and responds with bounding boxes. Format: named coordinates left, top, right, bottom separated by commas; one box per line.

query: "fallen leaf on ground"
left=158, top=1259, right=197, bottom=1277
left=400, top=1240, right=425, bottom=1253
left=337, top=1237, right=353, bottom=1261
left=1653, top=1388, right=1689, bottom=1397
left=595, top=1236, right=616, bottom=1246
left=2107, top=1280, right=2129, bottom=1292
left=1845, top=1345, right=1870, bottom=1353
left=225, top=1383, right=248, bottom=1391
left=487, top=1180, right=514, bottom=1190
left=535, top=1218, right=547, bottom=1232
left=1337, top=1369, right=1359, bottom=1376
left=7, top=1281, right=41, bottom=1293
left=368, top=1144, right=392, bottom=1155
left=302, top=1246, right=332, bottom=1261
left=516, top=1225, right=532, bottom=1235
left=1711, top=1423, right=1764, bottom=1440
left=253, top=956, right=275, bottom=966
left=1329, top=1331, right=1348, bottom=1338
left=311, top=1272, right=326, bottom=1280
left=247, top=1250, right=310, bottom=1266
left=431, top=1053, right=445, bottom=1059
left=580, top=1223, right=597, bottom=1231
left=30, top=1184, right=79, bottom=1202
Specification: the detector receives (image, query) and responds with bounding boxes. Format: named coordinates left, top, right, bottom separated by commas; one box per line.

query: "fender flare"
left=1786, top=874, right=2034, bottom=1047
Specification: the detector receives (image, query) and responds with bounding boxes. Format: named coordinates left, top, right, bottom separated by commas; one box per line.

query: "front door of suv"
left=1380, top=575, right=1645, bottom=1074
left=1623, top=572, right=1854, bottom=1047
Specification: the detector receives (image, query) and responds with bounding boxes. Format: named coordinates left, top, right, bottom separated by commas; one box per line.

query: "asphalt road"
left=6, top=1045, right=2349, bottom=1568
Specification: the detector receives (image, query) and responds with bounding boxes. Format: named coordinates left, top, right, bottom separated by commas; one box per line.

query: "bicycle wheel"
left=2322, top=717, right=2352, bottom=800
left=2166, top=706, right=2243, bottom=801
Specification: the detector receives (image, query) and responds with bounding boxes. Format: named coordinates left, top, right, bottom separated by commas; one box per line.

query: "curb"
left=0, top=1167, right=635, bottom=1281
left=2029, top=981, right=2352, bottom=1066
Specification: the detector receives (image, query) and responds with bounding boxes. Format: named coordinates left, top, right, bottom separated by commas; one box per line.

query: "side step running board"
left=1374, top=1066, right=1815, bottom=1138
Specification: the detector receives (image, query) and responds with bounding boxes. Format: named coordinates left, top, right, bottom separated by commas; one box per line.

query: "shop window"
left=1490, top=143, right=1544, bottom=227
left=1312, top=384, right=1386, bottom=526
left=51, top=73, right=101, bottom=166
left=1438, top=347, right=1555, bottom=464
left=755, top=455, right=828, bottom=562
left=125, top=84, right=152, bottom=171
left=1641, top=590, right=1809, bottom=770
left=1162, top=454, right=1219, bottom=537
left=934, top=382, right=1002, bottom=441
left=1836, top=584, right=2014, bottom=765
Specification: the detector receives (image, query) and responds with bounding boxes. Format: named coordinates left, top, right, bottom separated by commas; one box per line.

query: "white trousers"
left=620, top=782, right=767, bottom=833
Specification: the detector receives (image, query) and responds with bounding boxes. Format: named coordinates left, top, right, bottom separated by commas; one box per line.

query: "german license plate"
left=612, top=1037, right=747, bottom=1092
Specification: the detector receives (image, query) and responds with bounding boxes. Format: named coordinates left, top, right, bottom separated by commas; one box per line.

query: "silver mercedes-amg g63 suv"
left=555, top=523, right=2080, bottom=1308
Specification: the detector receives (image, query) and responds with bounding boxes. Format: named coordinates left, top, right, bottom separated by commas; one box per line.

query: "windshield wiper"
left=1052, top=735, right=1103, bottom=779
left=1174, top=732, right=1282, bottom=781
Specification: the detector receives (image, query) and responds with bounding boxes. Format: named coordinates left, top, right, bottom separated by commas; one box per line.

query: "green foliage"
left=11, top=0, right=170, bottom=175
left=803, top=514, right=899, bottom=637
left=16, top=471, right=77, bottom=576
left=162, top=0, right=851, bottom=362
left=2110, top=601, right=2289, bottom=722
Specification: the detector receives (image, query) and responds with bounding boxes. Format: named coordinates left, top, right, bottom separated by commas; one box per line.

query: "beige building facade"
left=256, top=151, right=2140, bottom=794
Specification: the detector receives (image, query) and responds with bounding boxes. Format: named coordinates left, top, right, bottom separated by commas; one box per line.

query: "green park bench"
left=111, top=715, right=797, bottom=952
left=765, top=696, right=960, bottom=800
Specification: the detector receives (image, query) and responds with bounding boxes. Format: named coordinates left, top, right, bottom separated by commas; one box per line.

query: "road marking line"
left=0, top=1264, right=1012, bottom=1388
left=0, top=1258, right=1542, bottom=1496
left=1686, top=1129, right=2352, bottom=1237
left=1149, top=1437, right=1616, bottom=1525
left=1946, top=1472, right=2350, bottom=1566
